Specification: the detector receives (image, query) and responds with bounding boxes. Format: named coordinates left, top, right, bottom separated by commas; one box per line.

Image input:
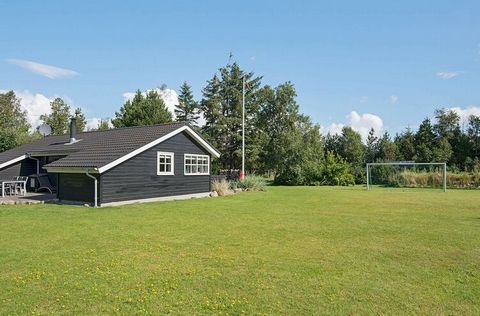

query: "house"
left=0, top=121, right=220, bottom=207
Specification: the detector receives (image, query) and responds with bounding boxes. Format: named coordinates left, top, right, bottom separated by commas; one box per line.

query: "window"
left=157, top=152, right=174, bottom=175
left=184, top=154, right=209, bottom=175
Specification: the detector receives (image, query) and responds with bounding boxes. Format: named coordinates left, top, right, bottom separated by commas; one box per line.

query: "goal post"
left=366, top=162, right=447, bottom=192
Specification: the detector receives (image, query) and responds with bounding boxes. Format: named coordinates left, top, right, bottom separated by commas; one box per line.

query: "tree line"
left=1, top=62, right=479, bottom=185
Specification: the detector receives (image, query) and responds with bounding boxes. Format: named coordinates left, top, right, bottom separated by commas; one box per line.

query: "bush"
left=319, top=151, right=355, bottom=186
left=272, top=151, right=355, bottom=186
left=393, top=171, right=480, bottom=189
left=236, top=175, right=267, bottom=191
left=211, top=179, right=233, bottom=196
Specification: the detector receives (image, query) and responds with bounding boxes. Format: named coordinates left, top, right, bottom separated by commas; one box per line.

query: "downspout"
left=28, top=155, right=40, bottom=174
left=85, top=169, right=98, bottom=208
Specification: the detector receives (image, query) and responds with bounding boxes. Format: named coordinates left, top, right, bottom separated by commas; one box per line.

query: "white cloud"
left=123, top=87, right=179, bottom=116
left=0, top=89, right=53, bottom=128
left=85, top=117, right=113, bottom=131
left=322, top=123, right=344, bottom=136
left=389, top=95, right=398, bottom=104
left=1, top=89, right=108, bottom=132
left=436, top=71, right=462, bottom=80
left=123, top=86, right=206, bottom=125
left=6, top=59, right=78, bottom=79
left=349, top=111, right=383, bottom=141
left=322, top=111, right=383, bottom=142
left=448, top=106, right=480, bottom=125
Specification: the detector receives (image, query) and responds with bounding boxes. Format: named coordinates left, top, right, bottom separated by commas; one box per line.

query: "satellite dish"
left=38, top=123, right=52, bottom=137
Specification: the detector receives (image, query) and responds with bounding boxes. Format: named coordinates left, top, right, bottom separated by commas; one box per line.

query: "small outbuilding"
left=0, top=121, right=220, bottom=206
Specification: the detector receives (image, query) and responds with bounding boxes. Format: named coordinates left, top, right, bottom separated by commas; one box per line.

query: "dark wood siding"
left=57, top=173, right=100, bottom=204
left=0, top=159, right=37, bottom=180
left=39, top=156, right=65, bottom=186
left=101, top=132, right=211, bottom=204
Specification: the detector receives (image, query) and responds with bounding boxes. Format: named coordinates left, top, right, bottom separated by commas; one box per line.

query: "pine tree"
left=414, top=118, right=435, bottom=162
left=73, top=108, right=87, bottom=132
left=394, top=128, right=416, bottom=161
left=201, top=62, right=262, bottom=171
left=365, top=128, right=379, bottom=162
left=112, top=90, right=173, bottom=127
left=174, top=82, right=200, bottom=126
left=377, top=132, right=398, bottom=161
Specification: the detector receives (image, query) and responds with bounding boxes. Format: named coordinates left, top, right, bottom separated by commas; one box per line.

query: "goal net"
left=366, top=162, right=447, bottom=192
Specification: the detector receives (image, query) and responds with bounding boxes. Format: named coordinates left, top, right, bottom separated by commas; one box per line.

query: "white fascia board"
left=0, top=155, right=27, bottom=169
left=97, top=125, right=220, bottom=174
left=183, top=126, right=221, bottom=158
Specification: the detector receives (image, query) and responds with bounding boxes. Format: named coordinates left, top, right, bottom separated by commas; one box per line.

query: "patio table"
left=1, top=180, right=27, bottom=197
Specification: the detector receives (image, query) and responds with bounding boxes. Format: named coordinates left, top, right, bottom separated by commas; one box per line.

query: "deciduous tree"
left=0, top=91, right=31, bottom=152
left=40, top=97, right=71, bottom=135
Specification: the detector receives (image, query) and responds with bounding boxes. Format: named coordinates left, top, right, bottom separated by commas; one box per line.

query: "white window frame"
left=157, top=151, right=175, bottom=176
left=184, top=154, right=210, bottom=176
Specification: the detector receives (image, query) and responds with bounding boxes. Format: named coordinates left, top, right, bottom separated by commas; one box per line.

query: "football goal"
left=366, top=162, right=447, bottom=192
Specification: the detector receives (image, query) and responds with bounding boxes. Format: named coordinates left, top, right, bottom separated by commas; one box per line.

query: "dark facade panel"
left=0, top=159, right=37, bottom=180
left=101, top=132, right=211, bottom=204
left=57, top=173, right=100, bottom=204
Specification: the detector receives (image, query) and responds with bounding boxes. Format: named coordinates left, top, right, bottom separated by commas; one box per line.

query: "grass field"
left=1, top=186, right=479, bottom=315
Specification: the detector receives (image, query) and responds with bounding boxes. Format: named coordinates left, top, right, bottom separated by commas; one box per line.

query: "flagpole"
left=241, top=76, right=245, bottom=181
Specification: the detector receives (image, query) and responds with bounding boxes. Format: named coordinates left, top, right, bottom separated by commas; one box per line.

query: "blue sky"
left=1, top=0, right=479, bottom=138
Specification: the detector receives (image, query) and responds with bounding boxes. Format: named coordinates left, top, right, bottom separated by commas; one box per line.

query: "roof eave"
left=44, top=166, right=100, bottom=174
left=0, top=155, right=28, bottom=169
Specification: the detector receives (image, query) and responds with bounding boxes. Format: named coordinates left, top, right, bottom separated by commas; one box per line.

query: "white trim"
left=184, top=153, right=210, bottom=176
left=183, top=126, right=221, bottom=158
left=97, top=125, right=220, bottom=174
left=366, top=162, right=446, bottom=166
left=0, top=155, right=27, bottom=169
left=100, top=192, right=211, bottom=207
left=157, top=151, right=174, bottom=176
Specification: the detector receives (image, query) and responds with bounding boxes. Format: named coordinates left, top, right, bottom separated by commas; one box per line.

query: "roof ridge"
left=44, top=121, right=188, bottom=137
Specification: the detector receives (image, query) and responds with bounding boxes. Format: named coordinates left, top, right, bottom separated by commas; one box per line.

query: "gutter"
left=85, top=169, right=98, bottom=207
left=28, top=155, right=40, bottom=174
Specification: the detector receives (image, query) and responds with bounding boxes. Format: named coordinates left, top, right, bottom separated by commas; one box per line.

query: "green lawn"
left=1, top=186, right=479, bottom=315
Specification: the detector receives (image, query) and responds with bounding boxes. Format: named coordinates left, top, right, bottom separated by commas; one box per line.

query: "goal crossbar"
left=366, top=162, right=447, bottom=192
